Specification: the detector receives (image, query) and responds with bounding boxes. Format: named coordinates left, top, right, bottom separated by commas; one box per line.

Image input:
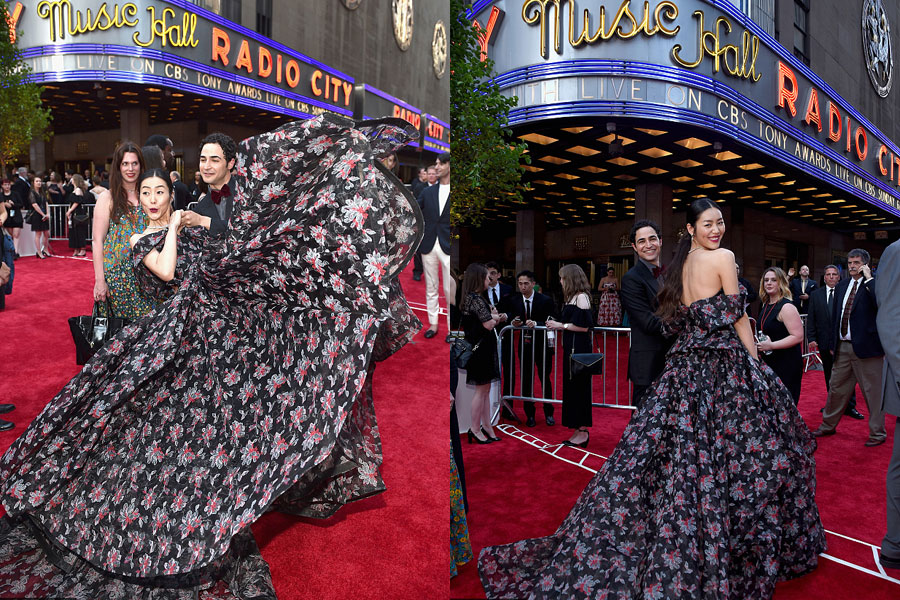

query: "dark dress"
left=2, top=192, right=23, bottom=228
left=28, top=190, right=49, bottom=231
left=479, top=293, right=825, bottom=599
left=0, top=115, right=423, bottom=598
left=67, top=191, right=89, bottom=249
left=461, top=292, right=500, bottom=385
left=760, top=298, right=803, bottom=404
left=560, top=297, right=594, bottom=429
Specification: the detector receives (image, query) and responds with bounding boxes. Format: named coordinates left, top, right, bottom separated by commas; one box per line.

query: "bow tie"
left=211, top=183, right=231, bottom=205
left=652, top=265, right=666, bottom=278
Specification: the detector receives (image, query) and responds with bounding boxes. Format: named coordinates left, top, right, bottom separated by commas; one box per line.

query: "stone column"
left=120, top=108, right=149, bottom=147
left=29, top=137, right=52, bottom=174
left=635, top=183, right=674, bottom=262
left=516, top=209, right=546, bottom=281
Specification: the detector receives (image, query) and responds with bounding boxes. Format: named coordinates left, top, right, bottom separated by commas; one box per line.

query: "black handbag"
left=570, top=353, right=604, bottom=378
left=68, top=300, right=130, bottom=365
left=452, top=338, right=481, bottom=370
left=72, top=212, right=89, bottom=225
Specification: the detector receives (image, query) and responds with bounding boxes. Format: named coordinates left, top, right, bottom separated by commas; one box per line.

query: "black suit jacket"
left=419, top=184, right=450, bottom=254
left=789, top=278, right=817, bottom=314
left=806, top=285, right=837, bottom=352
left=10, top=177, right=29, bottom=211
left=173, top=180, right=192, bottom=211
left=620, top=261, right=672, bottom=386
left=499, top=291, right=557, bottom=349
left=486, top=282, right=512, bottom=309
left=194, top=184, right=233, bottom=238
left=831, top=276, right=883, bottom=359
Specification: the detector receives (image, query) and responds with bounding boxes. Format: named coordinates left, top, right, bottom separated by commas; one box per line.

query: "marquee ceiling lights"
left=499, top=119, right=898, bottom=232
left=712, top=151, right=741, bottom=160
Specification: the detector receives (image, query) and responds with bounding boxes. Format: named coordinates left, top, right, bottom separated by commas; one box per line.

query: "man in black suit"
left=498, top=270, right=556, bottom=426
left=813, top=249, right=886, bottom=446
left=169, top=171, right=193, bottom=211
left=180, top=133, right=236, bottom=238
left=484, top=262, right=514, bottom=416
left=420, top=153, right=454, bottom=339
left=736, top=263, right=758, bottom=317
left=620, top=220, right=673, bottom=408
left=145, top=134, right=175, bottom=171
left=485, top=262, right=512, bottom=309
left=789, top=264, right=817, bottom=314
left=807, top=264, right=862, bottom=419
left=11, top=168, right=29, bottom=219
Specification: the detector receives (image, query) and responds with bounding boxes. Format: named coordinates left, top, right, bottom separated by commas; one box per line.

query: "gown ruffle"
left=0, top=115, right=423, bottom=598
left=479, top=293, right=826, bottom=599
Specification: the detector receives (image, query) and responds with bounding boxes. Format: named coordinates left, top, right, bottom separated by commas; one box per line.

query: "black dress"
left=560, top=298, right=594, bottom=429
left=28, top=190, right=49, bottom=231
left=479, top=293, right=825, bottom=599
left=461, top=292, right=500, bottom=385
left=2, top=192, right=23, bottom=228
left=67, top=191, right=89, bottom=249
left=760, top=298, right=803, bottom=404
left=0, top=115, right=423, bottom=598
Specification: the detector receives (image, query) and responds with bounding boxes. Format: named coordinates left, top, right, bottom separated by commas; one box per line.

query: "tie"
left=827, top=288, right=834, bottom=317
left=492, top=288, right=498, bottom=305
left=840, top=280, right=858, bottom=338
left=652, top=265, right=665, bottom=278
left=525, top=299, right=531, bottom=320
left=211, top=183, right=231, bottom=205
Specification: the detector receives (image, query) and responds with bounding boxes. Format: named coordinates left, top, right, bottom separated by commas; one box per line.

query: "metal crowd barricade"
left=800, top=313, right=822, bottom=372
left=493, top=324, right=635, bottom=423
left=48, top=203, right=94, bottom=242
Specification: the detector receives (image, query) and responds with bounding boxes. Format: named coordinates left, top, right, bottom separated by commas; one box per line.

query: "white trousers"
left=422, top=244, right=455, bottom=328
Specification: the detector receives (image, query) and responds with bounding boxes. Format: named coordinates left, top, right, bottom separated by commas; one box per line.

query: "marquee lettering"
left=132, top=6, right=197, bottom=48
left=7, top=2, right=24, bottom=43
left=521, top=0, right=679, bottom=59
left=671, top=12, right=760, bottom=82
left=36, top=0, right=139, bottom=42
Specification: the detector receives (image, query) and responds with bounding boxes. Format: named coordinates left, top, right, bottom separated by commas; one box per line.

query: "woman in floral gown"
left=479, top=198, right=824, bottom=599
left=596, top=267, right=621, bottom=326
left=0, top=115, right=423, bottom=599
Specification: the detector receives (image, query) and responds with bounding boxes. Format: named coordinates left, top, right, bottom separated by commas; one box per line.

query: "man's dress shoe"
left=879, top=552, right=900, bottom=570
left=845, top=408, right=864, bottom=420
left=0, top=420, right=13, bottom=432
left=0, top=404, right=14, bottom=414
left=423, top=329, right=437, bottom=339
left=546, top=416, right=555, bottom=426
left=811, top=427, right=835, bottom=437
left=526, top=417, right=536, bottom=427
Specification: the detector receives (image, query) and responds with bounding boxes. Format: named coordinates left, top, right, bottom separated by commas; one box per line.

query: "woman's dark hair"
left=137, top=168, right=174, bottom=196
left=141, top=145, right=165, bottom=171
left=462, top=263, right=488, bottom=298
left=109, top=141, right=145, bottom=224
left=656, top=197, right=720, bottom=321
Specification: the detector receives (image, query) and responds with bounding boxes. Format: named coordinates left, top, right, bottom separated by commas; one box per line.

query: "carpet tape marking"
left=499, top=425, right=900, bottom=587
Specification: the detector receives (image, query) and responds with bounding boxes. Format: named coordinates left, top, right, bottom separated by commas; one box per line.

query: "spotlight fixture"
left=713, top=141, right=723, bottom=152
left=93, top=82, right=106, bottom=99
left=606, top=122, right=616, bottom=133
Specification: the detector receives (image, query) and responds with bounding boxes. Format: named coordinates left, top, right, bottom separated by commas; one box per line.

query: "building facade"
left=11, top=0, right=449, bottom=180
left=462, top=0, right=900, bottom=288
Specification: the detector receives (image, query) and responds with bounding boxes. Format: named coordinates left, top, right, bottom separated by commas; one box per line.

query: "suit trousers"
left=413, top=251, right=423, bottom=277
left=883, top=421, right=900, bottom=558
left=422, top=244, right=455, bottom=329
left=821, top=341, right=886, bottom=441
left=631, top=384, right=650, bottom=410
left=518, top=336, right=554, bottom=419
left=820, top=348, right=856, bottom=410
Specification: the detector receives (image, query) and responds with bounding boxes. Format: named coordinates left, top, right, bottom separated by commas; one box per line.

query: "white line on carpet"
left=497, top=424, right=900, bottom=586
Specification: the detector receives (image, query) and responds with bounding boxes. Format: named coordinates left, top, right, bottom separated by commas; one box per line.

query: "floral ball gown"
left=0, top=115, right=423, bottom=599
left=479, top=293, right=826, bottom=599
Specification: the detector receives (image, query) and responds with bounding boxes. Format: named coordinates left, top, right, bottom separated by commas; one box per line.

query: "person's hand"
left=787, top=267, right=796, bottom=278
left=42, top=213, right=49, bottom=221
left=93, top=280, right=108, bottom=302
left=170, top=209, right=183, bottom=230
left=757, top=339, right=774, bottom=353
left=180, top=210, right=209, bottom=229
left=525, top=319, right=536, bottom=328
left=808, top=341, right=818, bottom=352
left=800, top=293, right=808, bottom=300
left=861, top=264, right=873, bottom=279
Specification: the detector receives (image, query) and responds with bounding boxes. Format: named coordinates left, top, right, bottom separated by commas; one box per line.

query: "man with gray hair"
left=813, top=248, right=886, bottom=446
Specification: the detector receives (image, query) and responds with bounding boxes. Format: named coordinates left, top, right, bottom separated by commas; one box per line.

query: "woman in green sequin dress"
left=91, top=142, right=157, bottom=318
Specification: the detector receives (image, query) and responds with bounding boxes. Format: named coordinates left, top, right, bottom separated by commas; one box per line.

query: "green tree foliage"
left=0, top=9, right=51, bottom=174
left=450, top=0, right=528, bottom=227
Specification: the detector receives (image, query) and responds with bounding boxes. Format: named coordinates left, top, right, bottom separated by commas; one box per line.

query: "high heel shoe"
left=467, top=430, right=491, bottom=445
left=562, top=431, right=589, bottom=448
left=481, top=428, right=501, bottom=442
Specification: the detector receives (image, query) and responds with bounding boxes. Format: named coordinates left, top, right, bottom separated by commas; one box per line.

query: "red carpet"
left=0, top=253, right=448, bottom=600
left=452, top=340, right=900, bottom=598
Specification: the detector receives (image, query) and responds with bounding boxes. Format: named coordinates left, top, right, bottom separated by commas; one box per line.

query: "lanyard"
left=759, top=299, right=780, bottom=330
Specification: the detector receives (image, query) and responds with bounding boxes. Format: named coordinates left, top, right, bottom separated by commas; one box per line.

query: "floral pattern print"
left=451, top=447, right=473, bottom=578
left=479, top=293, right=825, bottom=599
left=0, top=115, right=422, bottom=598
left=103, top=204, right=157, bottom=318
left=596, top=282, right=621, bottom=327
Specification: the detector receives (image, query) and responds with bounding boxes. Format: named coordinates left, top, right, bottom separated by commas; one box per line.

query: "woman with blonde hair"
left=546, top=264, right=594, bottom=447
left=757, top=266, right=804, bottom=403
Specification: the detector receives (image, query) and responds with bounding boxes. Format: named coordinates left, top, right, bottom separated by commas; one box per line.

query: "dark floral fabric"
left=479, top=293, right=825, bottom=599
left=0, top=115, right=422, bottom=598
